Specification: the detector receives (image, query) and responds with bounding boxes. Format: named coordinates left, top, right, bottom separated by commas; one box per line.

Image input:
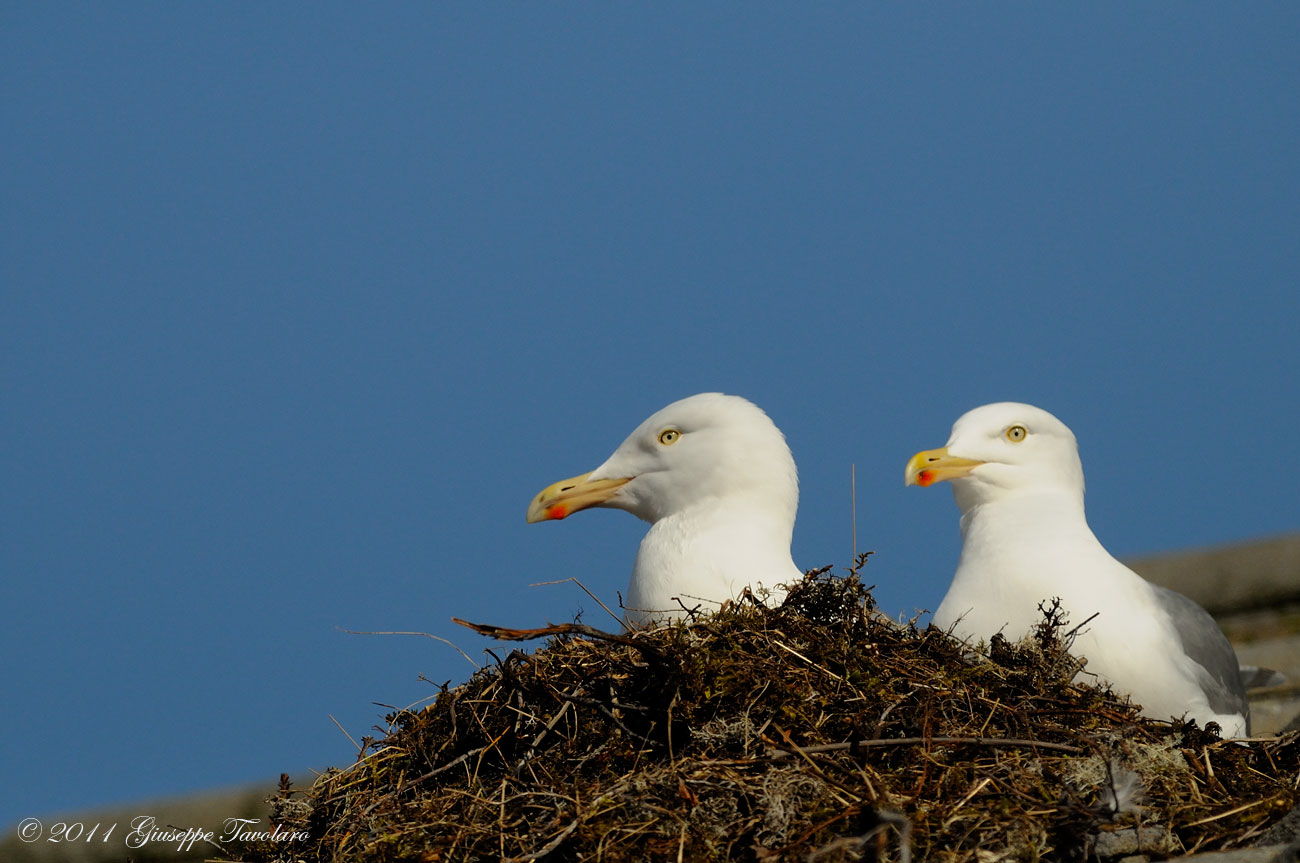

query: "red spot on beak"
left=918, top=470, right=935, bottom=487
left=546, top=504, right=568, bottom=520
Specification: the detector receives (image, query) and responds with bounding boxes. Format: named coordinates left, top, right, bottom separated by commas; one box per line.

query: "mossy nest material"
left=250, top=564, right=1299, bottom=862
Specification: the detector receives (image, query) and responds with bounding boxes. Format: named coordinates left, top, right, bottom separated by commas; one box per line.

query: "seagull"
left=527, top=393, right=801, bottom=626
left=905, top=402, right=1250, bottom=737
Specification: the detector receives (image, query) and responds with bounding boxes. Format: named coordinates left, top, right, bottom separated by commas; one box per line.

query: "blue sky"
left=3, top=4, right=1297, bottom=827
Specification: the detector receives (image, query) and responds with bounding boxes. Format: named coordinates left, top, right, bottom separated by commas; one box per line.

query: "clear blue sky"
left=3, top=4, right=1297, bottom=828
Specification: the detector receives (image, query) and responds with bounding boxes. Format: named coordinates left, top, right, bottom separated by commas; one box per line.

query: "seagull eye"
left=657, top=428, right=681, bottom=446
left=1005, top=425, right=1027, bottom=442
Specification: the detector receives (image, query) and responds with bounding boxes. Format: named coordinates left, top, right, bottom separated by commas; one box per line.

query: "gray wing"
left=1150, top=584, right=1249, bottom=725
left=1239, top=666, right=1287, bottom=688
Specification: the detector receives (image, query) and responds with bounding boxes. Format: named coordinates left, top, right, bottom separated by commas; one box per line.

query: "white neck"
left=958, top=489, right=1095, bottom=554
left=935, top=488, right=1124, bottom=638
left=625, top=500, right=797, bottom=625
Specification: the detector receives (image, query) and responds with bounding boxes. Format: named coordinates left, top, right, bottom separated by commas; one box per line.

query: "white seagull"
left=527, top=393, right=801, bottom=627
left=905, top=402, right=1250, bottom=736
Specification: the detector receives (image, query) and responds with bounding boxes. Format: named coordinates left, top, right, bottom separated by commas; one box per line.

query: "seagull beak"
left=526, top=472, right=632, bottom=523
left=905, top=447, right=985, bottom=487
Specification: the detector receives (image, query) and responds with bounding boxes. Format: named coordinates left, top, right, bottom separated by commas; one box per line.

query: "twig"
left=329, top=714, right=363, bottom=756
left=769, top=725, right=859, bottom=807
left=803, top=807, right=912, bottom=863
left=1064, top=611, right=1100, bottom=641
left=771, top=639, right=845, bottom=682
left=504, top=817, right=580, bottom=862
left=529, top=577, right=624, bottom=628
left=943, top=777, right=994, bottom=829
left=1184, top=795, right=1276, bottom=827
left=412, top=745, right=490, bottom=784
left=339, top=627, right=480, bottom=669
left=764, top=735, right=1084, bottom=760
left=553, top=690, right=650, bottom=740
left=878, top=810, right=913, bottom=863
left=554, top=691, right=651, bottom=713
left=452, top=618, right=666, bottom=661
left=851, top=462, right=857, bottom=564
left=671, top=595, right=706, bottom=619
left=514, top=697, right=574, bottom=774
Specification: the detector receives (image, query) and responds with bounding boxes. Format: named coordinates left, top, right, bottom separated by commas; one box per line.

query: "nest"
left=246, top=562, right=1300, bottom=862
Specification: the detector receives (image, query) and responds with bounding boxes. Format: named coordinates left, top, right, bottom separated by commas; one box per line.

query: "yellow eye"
left=658, top=428, right=681, bottom=446
left=1006, top=425, right=1027, bottom=442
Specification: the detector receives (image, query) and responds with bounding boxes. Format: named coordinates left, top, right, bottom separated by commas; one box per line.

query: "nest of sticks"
left=246, top=561, right=1299, bottom=862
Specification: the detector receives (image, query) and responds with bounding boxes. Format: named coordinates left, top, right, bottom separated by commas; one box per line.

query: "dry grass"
left=242, top=561, right=1299, bottom=862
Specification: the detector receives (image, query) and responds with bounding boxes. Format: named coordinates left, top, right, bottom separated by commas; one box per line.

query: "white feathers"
left=1099, top=759, right=1146, bottom=818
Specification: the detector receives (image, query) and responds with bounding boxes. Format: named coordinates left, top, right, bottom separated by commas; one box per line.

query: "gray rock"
left=1258, top=803, right=1300, bottom=846
left=1164, top=843, right=1299, bottom=863
left=1093, top=825, right=1180, bottom=857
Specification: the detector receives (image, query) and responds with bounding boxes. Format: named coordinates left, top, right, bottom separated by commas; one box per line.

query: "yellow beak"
left=526, top=472, right=632, bottom=523
left=904, top=447, right=985, bottom=487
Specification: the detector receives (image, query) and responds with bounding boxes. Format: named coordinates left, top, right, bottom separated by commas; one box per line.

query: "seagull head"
left=527, top=393, right=798, bottom=526
left=905, top=402, right=1085, bottom=510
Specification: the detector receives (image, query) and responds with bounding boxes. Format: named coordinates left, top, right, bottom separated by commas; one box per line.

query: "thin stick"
left=329, top=714, right=362, bottom=755
left=1064, top=612, right=1100, bottom=641
left=504, top=818, right=580, bottom=863
left=761, top=735, right=1085, bottom=759
left=452, top=618, right=666, bottom=661
left=530, top=577, right=624, bottom=627
left=339, top=628, right=480, bottom=669
left=1185, top=796, right=1275, bottom=827
left=412, top=746, right=489, bottom=784
left=770, top=725, right=858, bottom=807
left=771, top=639, right=845, bottom=681
left=851, top=463, right=857, bottom=565
left=946, top=777, right=994, bottom=823
left=515, top=698, right=574, bottom=773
